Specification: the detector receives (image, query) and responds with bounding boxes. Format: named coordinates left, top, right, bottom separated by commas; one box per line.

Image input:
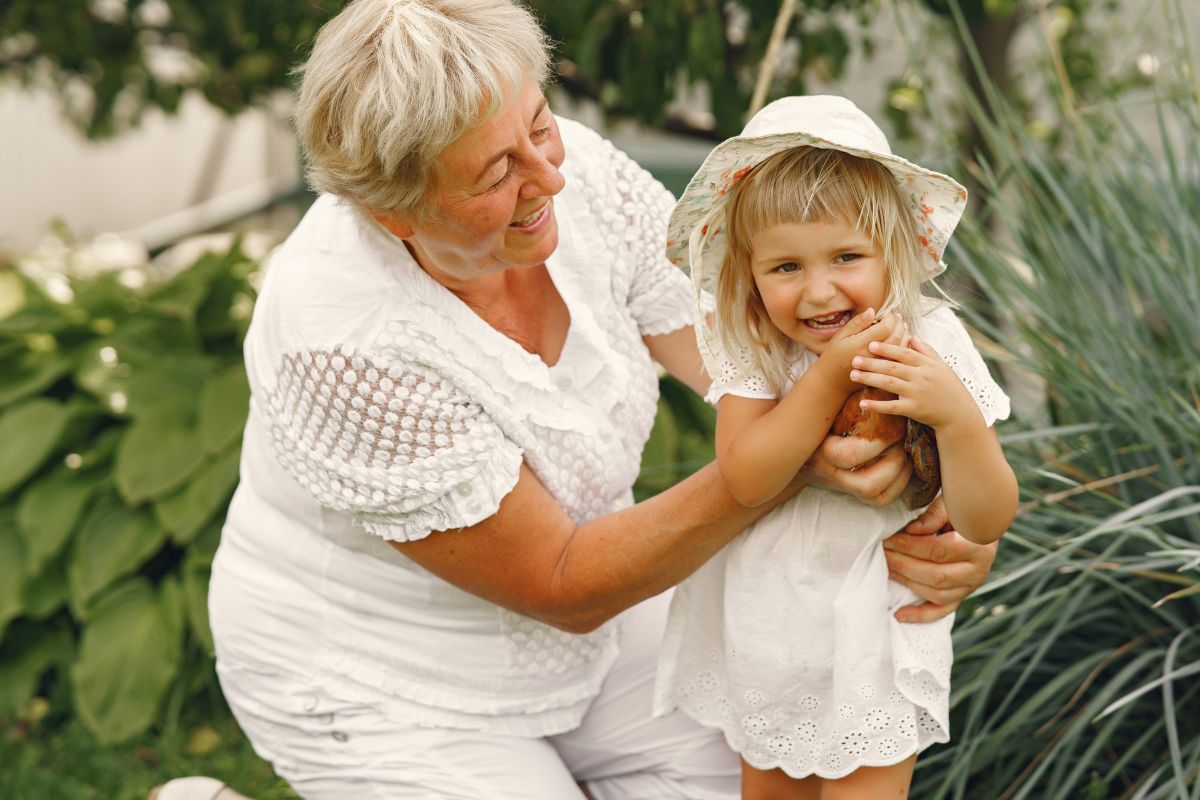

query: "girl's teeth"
left=806, top=311, right=849, bottom=328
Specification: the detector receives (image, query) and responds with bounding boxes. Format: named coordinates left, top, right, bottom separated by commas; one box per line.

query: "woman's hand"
left=799, top=434, right=912, bottom=506
left=882, top=497, right=998, bottom=622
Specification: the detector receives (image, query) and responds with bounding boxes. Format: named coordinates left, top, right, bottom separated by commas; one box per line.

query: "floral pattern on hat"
left=665, top=96, right=967, bottom=293
left=664, top=96, right=968, bottom=378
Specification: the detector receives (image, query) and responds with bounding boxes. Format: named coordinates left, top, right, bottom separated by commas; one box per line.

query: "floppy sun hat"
left=664, top=95, right=968, bottom=372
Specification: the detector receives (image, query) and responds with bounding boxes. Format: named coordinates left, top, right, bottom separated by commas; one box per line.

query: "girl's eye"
left=835, top=253, right=861, bottom=264
left=776, top=262, right=801, bottom=274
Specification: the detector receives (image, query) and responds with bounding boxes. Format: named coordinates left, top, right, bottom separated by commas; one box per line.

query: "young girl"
left=654, top=96, right=1017, bottom=798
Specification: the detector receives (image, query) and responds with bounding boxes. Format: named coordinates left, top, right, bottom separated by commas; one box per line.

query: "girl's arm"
left=717, top=310, right=904, bottom=507
left=851, top=337, right=1017, bottom=544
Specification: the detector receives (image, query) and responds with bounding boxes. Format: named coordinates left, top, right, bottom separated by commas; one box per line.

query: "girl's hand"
left=848, top=336, right=977, bottom=432
left=814, top=310, right=906, bottom=394
left=882, top=497, right=998, bottom=622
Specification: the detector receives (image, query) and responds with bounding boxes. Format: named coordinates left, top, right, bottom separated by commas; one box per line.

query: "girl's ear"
left=372, top=213, right=414, bottom=239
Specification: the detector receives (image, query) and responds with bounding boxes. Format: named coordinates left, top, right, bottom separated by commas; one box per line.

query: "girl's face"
left=748, top=217, right=888, bottom=354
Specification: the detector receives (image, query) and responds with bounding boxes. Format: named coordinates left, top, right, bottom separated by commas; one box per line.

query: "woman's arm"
left=643, top=325, right=710, bottom=396
left=392, top=460, right=788, bottom=634
left=853, top=337, right=1018, bottom=544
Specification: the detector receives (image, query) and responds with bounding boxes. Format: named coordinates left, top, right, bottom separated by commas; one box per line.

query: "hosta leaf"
left=0, top=621, right=73, bottom=715
left=17, top=467, right=106, bottom=574
left=153, top=446, right=241, bottom=545
left=68, top=493, right=165, bottom=617
left=21, top=555, right=68, bottom=620
left=147, top=250, right=234, bottom=320
left=114, top=415, right=207, bottom=504
left=197, top=366, right=250, bottom=455
left=185, top=522, right=223, bottom=570
left=0, top=398, right=70, bottom=495
left=0, top=348, right=73, bottom=407
left=71, top=578, right=182, bottom=743
left=0, top=518, right=24, bottom=642
left=159, top=573, right=186, bottom=646
left=75, top=346, right=210, bottom=420
left=182, top=562, right=213, bottom=653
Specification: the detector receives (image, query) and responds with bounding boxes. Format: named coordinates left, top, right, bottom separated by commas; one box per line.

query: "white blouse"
left=211, top=117, right=694, bottom=735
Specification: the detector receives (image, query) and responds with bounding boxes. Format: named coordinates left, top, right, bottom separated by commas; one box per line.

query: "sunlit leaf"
left=197, top=365, right=250, bottom=455
left=20, top=555, right=68, bottom=620
left=70, top=579, right=182, bottom=743
left=67, top=493, right=164, bottom=617
left=153, top=446, right=240, bottom=545
left=0, top=398, right=70, bottom=495
left=0, top=516, right=25, bottom=642
left=113, top=415, right=207, bottom=504
left=17, top=467, right=106, bottom=574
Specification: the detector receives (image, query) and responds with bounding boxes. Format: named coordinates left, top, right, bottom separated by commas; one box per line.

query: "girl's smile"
left=748, top=218, right=888, bottom=353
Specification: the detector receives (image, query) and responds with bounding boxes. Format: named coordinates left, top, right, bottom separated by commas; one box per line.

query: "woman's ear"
left=372, top=212, right=414, bottom=239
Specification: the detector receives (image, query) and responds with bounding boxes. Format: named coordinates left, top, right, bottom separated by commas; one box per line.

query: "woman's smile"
left=511, top=201, right=552, bottom=230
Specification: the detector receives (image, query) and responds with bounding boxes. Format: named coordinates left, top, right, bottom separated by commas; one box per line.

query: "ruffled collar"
left=351, top=194, right=630, bottom=434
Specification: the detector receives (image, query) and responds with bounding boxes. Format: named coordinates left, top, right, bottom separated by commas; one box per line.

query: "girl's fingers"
left=867, top=340, right=922, bottom=364
left=849, top=365, right=909, bottom=399
left=850, top=355, right=910, bottom=377
left=842, top=307, right=877, bottom=335
left=907, top=336, right=943, bottom=360
left=857, top=396, right=907, bottom=416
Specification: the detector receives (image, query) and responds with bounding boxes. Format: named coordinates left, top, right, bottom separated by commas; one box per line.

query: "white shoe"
left=148, top=777, right=251, bottom=800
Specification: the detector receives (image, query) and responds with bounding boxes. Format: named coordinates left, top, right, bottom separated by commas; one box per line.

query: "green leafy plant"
left=0, top=243, right=257, bottom=743
left=906, top=29, right=1200, bottom=800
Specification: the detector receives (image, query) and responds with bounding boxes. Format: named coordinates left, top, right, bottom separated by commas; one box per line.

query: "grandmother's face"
left=388, top=81, right=566, bottom=286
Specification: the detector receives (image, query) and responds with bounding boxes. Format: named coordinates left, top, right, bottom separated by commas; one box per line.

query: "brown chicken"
left=831, top=387, right=940, bottom=509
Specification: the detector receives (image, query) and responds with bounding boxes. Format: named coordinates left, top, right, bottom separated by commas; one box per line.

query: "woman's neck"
left=438, top=264, right=571, bottom=367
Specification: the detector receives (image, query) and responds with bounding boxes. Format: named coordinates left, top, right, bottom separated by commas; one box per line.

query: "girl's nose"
left=804, top=272, right=837, bottom=305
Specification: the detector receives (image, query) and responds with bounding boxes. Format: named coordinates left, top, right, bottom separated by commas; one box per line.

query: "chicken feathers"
left=831, top=387, right=941, bottom=509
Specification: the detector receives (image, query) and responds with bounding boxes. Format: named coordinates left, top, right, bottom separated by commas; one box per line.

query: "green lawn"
left=1, top=693, right=296, bottom=800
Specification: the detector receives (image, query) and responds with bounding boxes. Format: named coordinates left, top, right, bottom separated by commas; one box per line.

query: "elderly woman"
left=204, top=1, right=998, bottom=797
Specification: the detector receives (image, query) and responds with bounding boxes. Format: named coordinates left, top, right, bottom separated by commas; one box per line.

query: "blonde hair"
left=293, top=0, right=551, bottom=221
left=715, top=146, right=929, bottom=394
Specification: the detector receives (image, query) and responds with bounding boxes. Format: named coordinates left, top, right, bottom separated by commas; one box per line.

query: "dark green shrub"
left=0, top=245, right=256, bottom=743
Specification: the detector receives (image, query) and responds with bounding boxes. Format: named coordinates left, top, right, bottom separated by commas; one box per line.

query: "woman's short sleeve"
left=920, top=303, right=1011, bottom=428
left=263, top=348, right=523, bottom=541
left=563, top=119, right=694, bottom=337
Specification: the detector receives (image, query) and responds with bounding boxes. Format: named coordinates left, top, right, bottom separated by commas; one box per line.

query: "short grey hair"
left=294, top=0, right=552, bottom=220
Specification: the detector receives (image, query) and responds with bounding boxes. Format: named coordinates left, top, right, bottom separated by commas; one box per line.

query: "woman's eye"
left=486, top=160, right=513, bottom=191
left=531, top=125, right=552, bottom=140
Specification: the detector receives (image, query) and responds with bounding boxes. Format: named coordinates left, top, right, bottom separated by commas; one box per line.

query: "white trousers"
left=217, top=591, right=739, bottom=799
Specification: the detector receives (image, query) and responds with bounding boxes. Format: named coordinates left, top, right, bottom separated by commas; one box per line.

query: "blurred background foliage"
left=1, top=0, right=1198, bottom=798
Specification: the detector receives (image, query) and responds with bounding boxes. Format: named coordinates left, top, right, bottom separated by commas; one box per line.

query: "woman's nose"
left=520, top=149, right=565, bottom=199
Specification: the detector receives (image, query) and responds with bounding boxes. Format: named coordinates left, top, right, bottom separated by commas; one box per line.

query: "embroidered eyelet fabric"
left=654, top=300, right=1010, bottom=778
left=216, top=117, right=694, bottom=735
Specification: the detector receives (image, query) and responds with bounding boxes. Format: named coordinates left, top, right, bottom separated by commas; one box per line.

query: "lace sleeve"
left=566, top=119, right=694, bottom=336
left=703, top=342, right=778, bottom=405
left=919, top=303, right=1011, bottom=427
left=264, top=348, right=523, bottom=541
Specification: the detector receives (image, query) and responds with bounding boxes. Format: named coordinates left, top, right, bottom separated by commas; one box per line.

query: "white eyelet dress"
left=653, top=299, right=1010, bottom=779
left=209, top=117, right=695, bottom=740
